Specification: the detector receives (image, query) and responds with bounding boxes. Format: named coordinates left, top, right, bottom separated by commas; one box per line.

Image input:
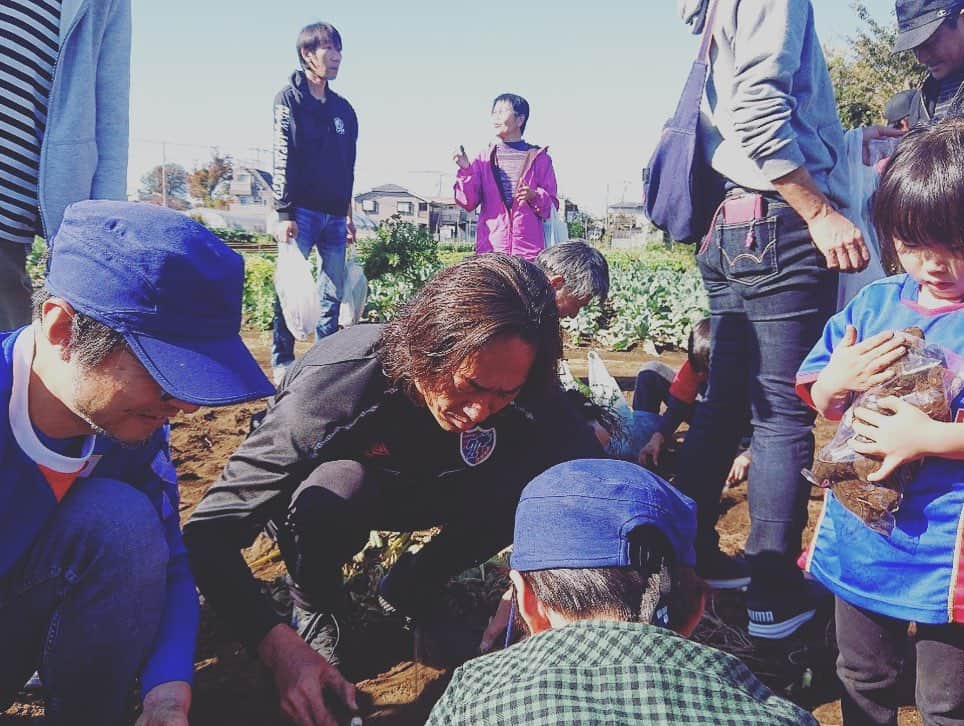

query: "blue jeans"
left=0, top=478, right=168, bottom=725
left=272, top=208, right=347, bottom=367
left=676, top=194, right=836, bottom=593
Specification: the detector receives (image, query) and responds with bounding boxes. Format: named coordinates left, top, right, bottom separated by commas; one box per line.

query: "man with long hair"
left=185, top=253, right=603, bottom=726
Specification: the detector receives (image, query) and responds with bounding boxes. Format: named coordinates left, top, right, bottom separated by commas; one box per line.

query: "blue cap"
left=510, top=459, right=697, bottom=572
left=894, top=0, right=963, bottom=53
left=45, top=200, right=274, bottom=406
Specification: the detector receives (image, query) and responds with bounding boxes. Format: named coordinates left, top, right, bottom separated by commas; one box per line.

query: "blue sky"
left=130, top=0, right=897, bottom=215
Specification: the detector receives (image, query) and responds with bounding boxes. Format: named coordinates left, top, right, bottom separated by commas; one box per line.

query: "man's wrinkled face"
left=69, top=346, right=199, bottom=444
left=914, top=13, right=964, bottom=80
left=414, top=335, right=536, bottom=432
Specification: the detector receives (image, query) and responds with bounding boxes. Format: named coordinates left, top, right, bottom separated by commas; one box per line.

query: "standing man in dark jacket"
left=184, top=254, right=604, bottom=726
left=271, top=21, right=358, bottom=384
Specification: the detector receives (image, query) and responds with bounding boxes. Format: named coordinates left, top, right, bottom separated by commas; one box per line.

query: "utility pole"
left=161, top=141, right=168, bottom=208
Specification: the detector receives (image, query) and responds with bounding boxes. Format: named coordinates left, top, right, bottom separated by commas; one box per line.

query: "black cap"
left=894, top=0, right=963, bottom=53
left=883, top=89, right=917, bottom=123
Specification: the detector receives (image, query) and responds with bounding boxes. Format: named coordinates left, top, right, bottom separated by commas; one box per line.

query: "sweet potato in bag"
left=803, top=328, right=962, bottom=535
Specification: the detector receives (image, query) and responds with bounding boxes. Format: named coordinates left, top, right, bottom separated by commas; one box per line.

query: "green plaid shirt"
left=426, top=620, right=816, bottom=725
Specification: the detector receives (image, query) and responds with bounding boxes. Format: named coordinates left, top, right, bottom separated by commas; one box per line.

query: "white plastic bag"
left=558, top=359, right=579, bottom=391
left=543, top=206, right=570, bottom=247
left=338, top=251, right=368, bottom=327
left=274, top=242, right=320, bottom=340
left=587, top=350, right=633, bottom=424
left=837, top=128, right=886, bottom=309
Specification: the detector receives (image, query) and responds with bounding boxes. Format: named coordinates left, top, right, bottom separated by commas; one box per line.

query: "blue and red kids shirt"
left=797, top=274, right=964, bottom=625
left=0, top=327, right=199, bottom=695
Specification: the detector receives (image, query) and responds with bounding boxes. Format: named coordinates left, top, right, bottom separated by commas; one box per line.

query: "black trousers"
left=835, top=596, right=964, bottom=725
left=273, top=459, right=519, bottom=618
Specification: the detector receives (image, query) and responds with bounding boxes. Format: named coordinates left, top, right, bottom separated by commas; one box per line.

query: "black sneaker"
left=746, top=578, right=828, bottom=640
left=291, top=604, right=341, bottom=667
left=696, top=550, right=751, bottom=590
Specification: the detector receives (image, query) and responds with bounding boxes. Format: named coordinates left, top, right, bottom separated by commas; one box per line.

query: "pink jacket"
left=454, top=145, right=558, bottom=261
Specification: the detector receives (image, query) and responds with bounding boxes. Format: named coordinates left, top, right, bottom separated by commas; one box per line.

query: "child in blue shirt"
left=797, top=117, right=964, bottom=725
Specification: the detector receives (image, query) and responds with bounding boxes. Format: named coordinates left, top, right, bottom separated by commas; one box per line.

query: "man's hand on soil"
left=807, top=207, right=870, bottom=272
left=136, top=681, right=191, bottom=726
left=259, top=623, right=358, bottom=726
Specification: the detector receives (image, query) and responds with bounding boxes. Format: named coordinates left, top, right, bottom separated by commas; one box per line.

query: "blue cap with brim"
left=45, top=200, right=275, bottom=406
left=894, top=0, right=962, bottom=53
left=510, top=459, right=698, bottom=572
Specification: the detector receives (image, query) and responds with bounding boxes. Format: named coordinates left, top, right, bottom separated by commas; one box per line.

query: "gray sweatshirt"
left=681, top=0, right=849, bottom=207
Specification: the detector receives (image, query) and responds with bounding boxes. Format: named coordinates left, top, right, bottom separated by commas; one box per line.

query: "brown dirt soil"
left=2, top=332, right=924, bottom=725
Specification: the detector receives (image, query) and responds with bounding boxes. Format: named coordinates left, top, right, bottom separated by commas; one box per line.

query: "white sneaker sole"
left=747, top=608, right=816, bottom=639
left=702, top=574, right=751, bottom=590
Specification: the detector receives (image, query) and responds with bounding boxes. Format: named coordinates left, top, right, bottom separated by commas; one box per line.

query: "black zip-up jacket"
left=272, top=70, right=358, bottom=220
left=183, top=324, right=603, bottom=650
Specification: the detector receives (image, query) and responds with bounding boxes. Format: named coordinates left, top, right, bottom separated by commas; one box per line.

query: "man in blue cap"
left=894, top=0, right=964, bottom=125
left=0, top=201, right=276, bottom=725
left=427, top=459, right=816, bottom=725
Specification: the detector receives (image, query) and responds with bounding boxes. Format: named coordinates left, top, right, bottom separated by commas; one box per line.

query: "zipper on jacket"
left=495, top=145, right=545, bottom=255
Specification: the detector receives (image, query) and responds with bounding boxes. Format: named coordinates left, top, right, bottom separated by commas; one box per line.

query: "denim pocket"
left=719, top=215, right=780, bottom=286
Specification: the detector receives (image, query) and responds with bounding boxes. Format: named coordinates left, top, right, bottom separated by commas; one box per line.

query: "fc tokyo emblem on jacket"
left=333, top=117, right=346, bottom=135
left=460, top=426, right=496, bottom=467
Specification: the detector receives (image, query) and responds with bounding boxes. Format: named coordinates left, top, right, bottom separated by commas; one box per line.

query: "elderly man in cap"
left=0, top=201, right=274, bottom=725
left=894, top=0, right=964, bottom=125
left=427, top=459, right=816, bottom=725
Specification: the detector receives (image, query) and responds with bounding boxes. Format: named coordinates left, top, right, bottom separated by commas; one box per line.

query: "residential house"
left=427, top=197, right=477, bottom=242
left=354, top=184, right=477, bottom=242
left=354, top=184, right=430, bottom=229
left=229, top=167, right=273, bottom=207
left=607, top=201, right=648, bottom=231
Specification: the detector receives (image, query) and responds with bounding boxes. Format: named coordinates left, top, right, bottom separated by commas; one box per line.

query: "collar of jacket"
left=487, top=143, right=550, bottom=182
left=60, top=0, right=86, bottom=41
left=288, top=69, right=342, bottom=106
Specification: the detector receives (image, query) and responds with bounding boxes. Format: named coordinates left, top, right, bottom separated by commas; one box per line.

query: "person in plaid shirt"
left=427, top=459, right=815, bottom=725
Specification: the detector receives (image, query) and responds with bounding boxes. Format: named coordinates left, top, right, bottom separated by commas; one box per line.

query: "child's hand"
left=814, top=326, right=907, bottom=403
left=849, top=396, right=935, bottom=481
left=725, top=450, right=751, bottom=485
left=638, top=432, right=665, bottom=467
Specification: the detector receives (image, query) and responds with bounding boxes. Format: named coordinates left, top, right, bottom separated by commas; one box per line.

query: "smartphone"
left=459, top=145, right=467, bottom=157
